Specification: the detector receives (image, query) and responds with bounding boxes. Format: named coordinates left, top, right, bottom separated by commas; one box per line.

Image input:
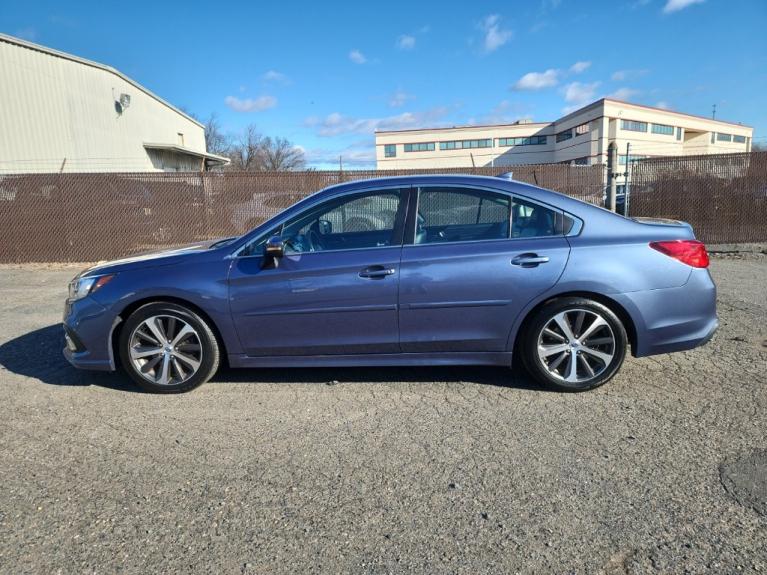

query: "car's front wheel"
left=118, top=302, right=220, bottom=393
left=520, top=297, right=627, bottom=392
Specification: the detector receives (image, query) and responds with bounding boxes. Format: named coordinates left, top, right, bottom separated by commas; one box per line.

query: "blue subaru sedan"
left=63, top=174, right=717, bottom=393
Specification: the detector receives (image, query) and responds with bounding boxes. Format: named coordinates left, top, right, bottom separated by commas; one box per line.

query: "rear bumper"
left=615, top=268, right=718, bottom=358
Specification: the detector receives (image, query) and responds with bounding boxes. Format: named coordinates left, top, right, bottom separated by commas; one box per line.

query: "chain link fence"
left=0, top=164, right=605, bottom=262
left=1, top=154, right=765, bottom=263
left=629, top=152, right=767, bottom=244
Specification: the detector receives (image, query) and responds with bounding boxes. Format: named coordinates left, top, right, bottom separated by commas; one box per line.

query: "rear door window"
left=414, top=187, right=511, bottom=245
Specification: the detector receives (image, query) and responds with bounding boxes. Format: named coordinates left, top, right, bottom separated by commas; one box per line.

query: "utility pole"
left=624, top=142, right=631, bottom=217
left=712, top=104, right=717, bottom=120
left=339, top=155, right=343, bottom=172
left=608, top=146, right=618, bottom=213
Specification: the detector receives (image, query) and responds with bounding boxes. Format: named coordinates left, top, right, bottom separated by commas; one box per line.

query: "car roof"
left=315, top=174, right=601, bottom=217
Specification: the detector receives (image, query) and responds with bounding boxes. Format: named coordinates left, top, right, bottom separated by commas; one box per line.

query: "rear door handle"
left=511, top=254, right=550, bottom=267
left=359, top=265, right=396, bottom=279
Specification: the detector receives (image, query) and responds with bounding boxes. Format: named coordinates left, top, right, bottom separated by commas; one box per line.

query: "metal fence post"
left=609, top=145, right=618, bottom=213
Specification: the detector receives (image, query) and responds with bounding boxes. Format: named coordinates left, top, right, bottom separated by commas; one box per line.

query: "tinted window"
left=243, top=190, right=402, bottom=256
left=415, top=188, right=511, bottom=245
left=282, top=191, right=402, bottom=253
left=511, top=197, right=559, bottom=238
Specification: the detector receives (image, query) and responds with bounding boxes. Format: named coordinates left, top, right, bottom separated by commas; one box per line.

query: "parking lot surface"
left=0, top=256, right=765, bottom=574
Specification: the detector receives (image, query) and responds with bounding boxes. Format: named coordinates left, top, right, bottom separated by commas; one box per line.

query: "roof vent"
left=495, top=171, right=514, bottom=180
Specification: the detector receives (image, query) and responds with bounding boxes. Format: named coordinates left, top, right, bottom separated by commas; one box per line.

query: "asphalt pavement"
left=0, top=255, right=765, bottom=574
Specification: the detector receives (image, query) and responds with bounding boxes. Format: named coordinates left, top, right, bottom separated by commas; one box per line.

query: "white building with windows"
left=375, top=99, right=753, bottom=169
left=0, top=33, right=228, bottom=173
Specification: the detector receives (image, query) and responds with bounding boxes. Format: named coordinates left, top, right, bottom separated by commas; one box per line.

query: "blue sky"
left=2, top=0, right=766, bottom=168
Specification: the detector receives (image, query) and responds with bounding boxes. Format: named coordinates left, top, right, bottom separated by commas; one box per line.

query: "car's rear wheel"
left=118, top=302, right=219, bottom=393
left=521, top=297, right=627, bottom=392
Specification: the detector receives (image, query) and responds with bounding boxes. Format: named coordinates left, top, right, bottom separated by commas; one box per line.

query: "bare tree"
left=752, top=141, right=765, bottom=152
left=204, top=113, right=229, bottom=156
left=228, top=124, right=264, bottom=171
left=258, top=137, right=306, bottom=171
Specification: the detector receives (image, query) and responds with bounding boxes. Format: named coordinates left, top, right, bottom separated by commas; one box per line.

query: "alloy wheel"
left=128, top=315, right=203, bottom=386
left=536, top=308, right=616, bottom=384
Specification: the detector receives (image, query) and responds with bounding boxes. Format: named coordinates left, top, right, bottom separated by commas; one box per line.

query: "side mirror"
left=265, top=235, right=285, bottom=259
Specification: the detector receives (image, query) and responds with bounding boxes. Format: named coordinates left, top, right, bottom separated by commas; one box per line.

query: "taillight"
left=649, top=240, right=710, bottom=268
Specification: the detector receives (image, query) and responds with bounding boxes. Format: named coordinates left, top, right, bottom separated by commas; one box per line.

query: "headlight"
left=68, top=274, right=115, bottom=301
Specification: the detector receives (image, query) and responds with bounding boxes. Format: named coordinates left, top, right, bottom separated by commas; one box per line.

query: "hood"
left=81, top=237, right=236, bottom=276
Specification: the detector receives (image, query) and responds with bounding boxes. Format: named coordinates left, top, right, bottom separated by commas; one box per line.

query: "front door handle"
left=359, top=265, right=396, bottom=279
left=511, top=254, right=550, bottom=267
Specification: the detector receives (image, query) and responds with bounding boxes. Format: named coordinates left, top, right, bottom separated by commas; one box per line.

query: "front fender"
left=93, top=259, right=243, bottom=356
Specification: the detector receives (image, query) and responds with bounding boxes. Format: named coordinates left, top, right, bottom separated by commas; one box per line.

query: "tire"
left=520, top=297, right=627, bottom=392
left=118, top=302, right=220, bottom=393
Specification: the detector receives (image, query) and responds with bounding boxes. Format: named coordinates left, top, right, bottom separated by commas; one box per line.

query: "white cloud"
left=611, top=69, right=649, bottom=81
left=349, top=49, right=367, bottom=64
left=15, top=27, right=37, bottom=41
left=472, top=100, right=531, bottom=125
left=479, top=14, right=512, bottom=53
left=262, top=70, right=289, bottom=83
left=561, top=81, right=601, bottom=113
left=513, top=69, right=560, bottom=91
left=663, top=0, right=704, bottom=13
left=512, top=61, right=593, bottom=91
left=389, top=89, right=414, bottom=108
left=564, top=81, right=600, bottom=104
left=304, top=142, right=377, bottom=168
left=655, top=100, right=671, bottom=110
left=569, top=61, right=591, bottom=74
left=224, top=95, right=277, bottom=112
left=305, top=107, right=450, bottom=137
left=607, top=87, right=641, bottom=101
left=397, top=35, right=416, bottom=50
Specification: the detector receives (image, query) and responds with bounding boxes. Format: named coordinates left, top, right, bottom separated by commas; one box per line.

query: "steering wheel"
left=305, top=227, right=323, bottom=252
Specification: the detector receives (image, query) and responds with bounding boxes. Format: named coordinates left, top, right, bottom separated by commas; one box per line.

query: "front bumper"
left=62, top=296, right=118, bottom=371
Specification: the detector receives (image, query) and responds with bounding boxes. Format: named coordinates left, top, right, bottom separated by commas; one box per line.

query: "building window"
left=438, top=139, right=492, bottom=151
left=497, top=136, right=547, bottom=146
left=711, top=132, right=716, bottom=144
left=574, top=122, right=590, bottom=137
left=556, top=129, right=573, bottom=143
left=618, top=154, right=647, bottom=165
left=404, top=142, right=435, bottom=152
left=651, top=123, right=674, bottom=135
left=621, top=120, right=648, bottom=132
left=676, top=127, right=683, bottom=141
left=384, top=144, right=396, bottom=158
left=177, top=133, right=185, bottom=146
left=733, top=135, right=747, bottom=144
left=573, top=157, right=589, bottom=165
left=717, top=133, right=733, bottom=142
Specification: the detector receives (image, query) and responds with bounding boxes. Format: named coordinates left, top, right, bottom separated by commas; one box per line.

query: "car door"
left=398, top=185, right=570, bottom=353
left=228, top=188, right=408, bottom=357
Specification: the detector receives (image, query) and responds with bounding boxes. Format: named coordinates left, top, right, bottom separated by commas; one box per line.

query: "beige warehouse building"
left=375, top=99, right=753, bottom=170
left=0, top=33, right=228, bottom=173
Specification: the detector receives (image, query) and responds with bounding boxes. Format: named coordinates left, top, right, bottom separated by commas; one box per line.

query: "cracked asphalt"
left=0, top=255, right=765, bottom=574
